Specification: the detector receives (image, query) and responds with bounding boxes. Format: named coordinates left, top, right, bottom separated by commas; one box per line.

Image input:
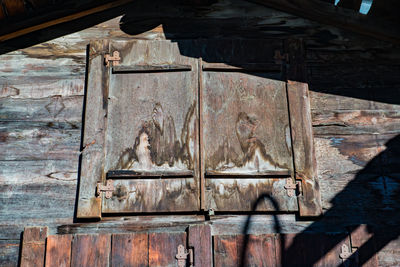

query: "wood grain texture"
left=188, top=224, right=212, bottom=267
left=148, top=232, right=186, bottom=267
left=20, top=226, right=48, bottom=267
left=102, top=178, right=199, bottom=213
left=45, top=235, right=72, bottom=267
left=349, top=225, right=378, bottom=267
left=70, top=234, right=111, bottom=267
left=76, top=40, right=109, bottom=219
left=287, top=81, right=322, bottom=216
left=111, top=233, right=148, bottom=267
left=205, top=178, right=298, bottom=212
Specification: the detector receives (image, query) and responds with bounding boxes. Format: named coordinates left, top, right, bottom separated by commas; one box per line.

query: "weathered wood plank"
left=45, top=235, right=73, bottom=267
left=77, top=40, right=109, bottom=219
left=188, top=225, right=212, bottom=267
left=20, top=226, right=48, bottom=267
left=205, top=178, right=298, bottom=212
left=111, top=233, right=148, bottom=267
left=213, top=235, right=240, bottom=267
left=0, top=159, right=77, bottom=185
left=278, top=233, right=352, bottom=267
left=287, top=81, right=322, bottom=216
left=244, top=235, right=277, bottom=267
left=0, top=96, right=83, bottom=122
left=0, top=240, right=19, bottom=267
left=148, top=232, right=186, bottom=267
left=0, top=121, right=80, bottom=161
left=349, top=225, right=378, bottom=267
left=70, top=234, right=111, bottom=267
left=102, top=178, right=199, bottom=213
left=312, top=110, right=400, bottom=135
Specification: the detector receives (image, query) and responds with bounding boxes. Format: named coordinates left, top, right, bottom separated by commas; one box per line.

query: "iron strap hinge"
left=284, top=178, right=302, bottom=197
left=104, top=51, right=121, bottom=67
left=176, top=244, right=194, bottom=267
left=96, top=180, right=114, bottom=199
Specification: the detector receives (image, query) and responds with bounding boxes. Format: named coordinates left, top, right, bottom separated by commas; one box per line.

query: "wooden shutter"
left=76, top=38, right=322, bottom=218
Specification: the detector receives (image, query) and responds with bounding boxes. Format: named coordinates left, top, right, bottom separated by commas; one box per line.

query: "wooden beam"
left=0, top=0, right=133, bottom=42
left=248, top=0, right=400, bottom=44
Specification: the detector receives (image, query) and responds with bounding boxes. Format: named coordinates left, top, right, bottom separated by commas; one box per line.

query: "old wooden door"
left=101, top=40, right=200, bottom=213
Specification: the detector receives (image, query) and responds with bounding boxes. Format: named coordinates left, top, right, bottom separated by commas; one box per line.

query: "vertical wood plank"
left=350, top=225, right=379, bottom=267
left=148, top=232, right=186, bottom=267
left=111, top=233, right=148, bottom=267
left=45, top=235, right=72, bottom=267
left=70, top=234, right=111, bottom=267
left=213, top=235, right=238, bottom=267
left=287, top=81, right=322, bottom=216
left=76, top=40, right=109, bottom=218
left=245, top=235, right=277, bottom=267
left=188, top=224, right=212, bottom=267
left=20, top=226, right=48, bottom=267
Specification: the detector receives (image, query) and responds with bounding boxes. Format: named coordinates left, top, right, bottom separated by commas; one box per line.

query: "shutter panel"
left=101, top=40, right=200, bottom=213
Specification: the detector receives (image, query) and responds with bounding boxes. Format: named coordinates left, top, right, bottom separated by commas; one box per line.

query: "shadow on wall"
left=239, top=135, right=400, bottom=266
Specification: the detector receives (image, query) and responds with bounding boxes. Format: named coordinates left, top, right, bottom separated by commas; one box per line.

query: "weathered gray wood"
left=0, top=121, right=80, bottom=161
left=0, top=240, right=19, bottom=267
left=76, top=40, right=109, bottom=219
left=205, top=178, right=298, bottom=212
left=0, top=96, right=83, bottom=122
left=102, top=178, right=199, bottom=213
left=287, top=81, right=322, bottom=216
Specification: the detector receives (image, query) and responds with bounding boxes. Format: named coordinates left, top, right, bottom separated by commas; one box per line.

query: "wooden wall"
left=1, top=0, right=399, bottom=266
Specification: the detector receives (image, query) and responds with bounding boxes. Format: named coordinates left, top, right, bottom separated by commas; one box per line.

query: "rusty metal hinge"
left=96, top=180, right=114, bottom=199
left=176, top=244, right=194, bottom=267
left=339, top=244, right=358, bottom=266
left=104, top=51, right=121, bottom=67
left=284, top=178, right=301, bottom=197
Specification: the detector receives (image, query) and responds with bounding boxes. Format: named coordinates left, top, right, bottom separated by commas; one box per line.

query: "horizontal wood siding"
left=0, top=0, right=399, bottom=265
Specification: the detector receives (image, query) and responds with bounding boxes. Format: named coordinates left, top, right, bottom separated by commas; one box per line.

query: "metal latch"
left=284, top=178, right=301, bottom=197
left=96, top=180, right=114, bottom=199
left=176, top=244, right=194, bottom=267
left=104, top=51, right=121, bottom=67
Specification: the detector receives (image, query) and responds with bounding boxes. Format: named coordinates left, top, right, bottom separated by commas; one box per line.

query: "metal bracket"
left=176, top=244, right=194, bottom=267
left=96, top=180, right=114, bottom=199
left=104, top=51, right=121, bottom=67
left=339, top=244, right=352, bottom=259
left=284, top=178, right=301, bottom=197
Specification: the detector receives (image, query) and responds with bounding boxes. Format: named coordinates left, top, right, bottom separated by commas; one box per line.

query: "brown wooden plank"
left=213, top=235, right=239, bottom=267
left=111, top=233, right=148, bottom=267
left=287, top=81, right=322, bottom=216
left=277, top=233, right=352, bottom=267
left=113, top=64, right=192, bottom=73
left=148, top=232, right=186, bottom=267
left=76, top=40, right=109, bottom=219
left=349, top=225, right=378, bottom=267
left=45, top=235, right=72, bottom=267
left=102, top=178, right=198, bottom=213
left=20, top=226, right=48, bottom=267
left=188, top=225, right=212, bottom=267
left=70, top=234, right=111, bottom=267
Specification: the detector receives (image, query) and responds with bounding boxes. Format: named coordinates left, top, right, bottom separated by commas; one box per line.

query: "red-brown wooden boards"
left=45, top=235, right=72, bottom=267
left=111, top=233, right=148, bottom=267
left=70, top=234, right=111, bottom=267
left=287, top=81, right=322, bottom=216
left=76, top=40, right=110, bottom=219
left=148, top=232, right=186, bottom=267
left=20, top=226, right=48, bottom=267
left=188, top=224, right=212, bottom=267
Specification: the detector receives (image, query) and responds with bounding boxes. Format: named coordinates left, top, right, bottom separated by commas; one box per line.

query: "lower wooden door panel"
left=21, top=226, right=377, bottom=267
